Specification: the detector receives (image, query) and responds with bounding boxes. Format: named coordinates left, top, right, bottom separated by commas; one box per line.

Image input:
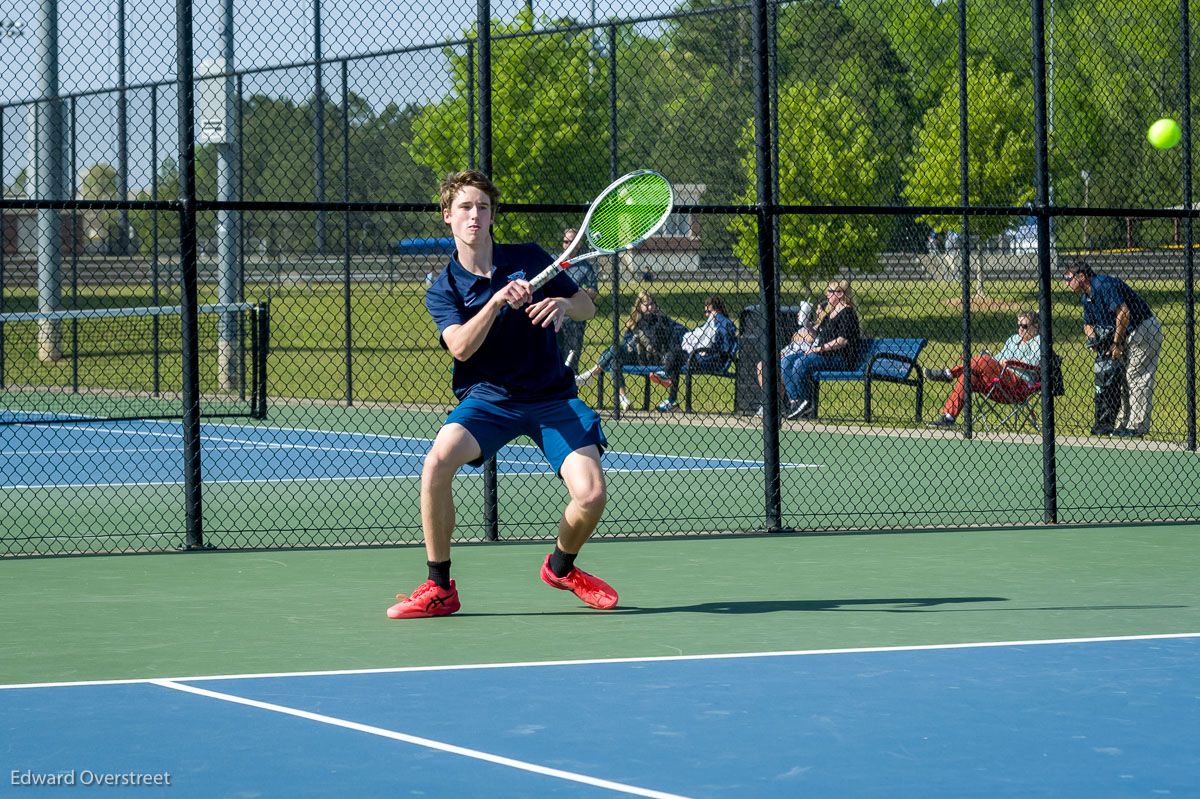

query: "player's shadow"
left=460, top=598, right=1188, bottom=617
left=604, top=599, right=1188, bottom=614
left=609, top=596, right=1008, bottom=614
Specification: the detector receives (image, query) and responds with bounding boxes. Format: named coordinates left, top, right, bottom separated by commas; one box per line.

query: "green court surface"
left=2, top=523, right=1196, bottom=686
left=8, top=402, right=1200, bottom=555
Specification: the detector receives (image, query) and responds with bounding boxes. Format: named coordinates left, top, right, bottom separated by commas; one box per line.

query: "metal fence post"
left=957, top=0, right=975, bottom=439
left=753, top=0, right=782, bottom=532
left=342, top=60, right=353, bottom=407
left=478, top=0, right=498, bottom=542
left=1181, top=0, right=1196, bottom=452
left=1031, top=0, right=1058, bottom=524
left=177, top=0, right=207, bottom=549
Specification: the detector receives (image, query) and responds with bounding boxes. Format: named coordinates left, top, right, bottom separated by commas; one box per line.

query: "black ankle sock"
left=427, top=560, right=452, bottom=588
left=548, top=546, right=577, bottom=578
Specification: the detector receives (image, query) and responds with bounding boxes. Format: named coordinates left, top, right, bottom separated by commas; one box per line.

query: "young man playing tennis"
left=388, top=170, right=617, bottom=618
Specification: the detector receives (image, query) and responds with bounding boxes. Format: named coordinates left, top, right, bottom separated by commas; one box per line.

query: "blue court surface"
left=2, top=634, right=1196, bottom=797
left=0, top=419, right=804, bottom=488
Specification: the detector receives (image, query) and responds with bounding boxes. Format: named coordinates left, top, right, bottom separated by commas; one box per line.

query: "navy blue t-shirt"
left=1082, top=273, right=1153, bottom=330
left=425, top=241, right=581, bottom=402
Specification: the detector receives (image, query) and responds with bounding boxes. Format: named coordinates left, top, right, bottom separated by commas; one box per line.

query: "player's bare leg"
left=386, top=424, right=481, bottom=619
left=556, top=446, right=607, bottom=552
left=540, top=446, right=617, bottom=609
left=420, top=423, right=482, bottom=561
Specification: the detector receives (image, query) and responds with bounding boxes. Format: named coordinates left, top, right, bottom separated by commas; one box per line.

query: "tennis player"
left=388, top=170, right=618, bottom=618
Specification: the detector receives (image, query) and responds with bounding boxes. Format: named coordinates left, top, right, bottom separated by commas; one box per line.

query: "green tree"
left=842, top=0, right=957, bottom=116
left=1043, top=0, right=1185, bottom=247
left=408, top=10, right=610, bottom=241
left=9, top=167, right=29, bottom=197
left=345, top=102, right=436, bottom=247
left=79, top=162, right=120, bottom=252
left=903, top=57, right=1035, bottom=242
left=731, top=81, right=892, bottom=284
left=613, top=8, right=751, bottom=259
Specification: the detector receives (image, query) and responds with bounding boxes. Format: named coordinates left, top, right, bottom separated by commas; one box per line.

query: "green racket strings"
left=586, top=172, right=672, bottom=251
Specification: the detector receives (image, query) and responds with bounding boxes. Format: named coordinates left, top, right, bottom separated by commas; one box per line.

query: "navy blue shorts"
left=445, top=396, right=607, bottom=475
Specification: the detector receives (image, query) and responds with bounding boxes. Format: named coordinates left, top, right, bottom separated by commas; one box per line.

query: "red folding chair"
left=972, top=354, right=1063, bottom=433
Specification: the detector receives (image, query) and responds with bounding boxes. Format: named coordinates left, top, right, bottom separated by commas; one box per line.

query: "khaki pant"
left=1121, top=316, right=1163, bottom=435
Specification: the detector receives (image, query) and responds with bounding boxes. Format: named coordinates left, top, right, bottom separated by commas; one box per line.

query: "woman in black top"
left=781, top=278, right=861, bottom=419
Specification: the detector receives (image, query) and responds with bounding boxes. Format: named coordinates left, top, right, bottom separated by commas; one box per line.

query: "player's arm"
left=441, top=282, right=529, bottom=361
left=1111, top=304, right=1131, bottom=357
left=813, top=336, right=847, bottom=355
left=526, top=289, right=594, bottom=331
left=563, top=288, right=595, bottom=321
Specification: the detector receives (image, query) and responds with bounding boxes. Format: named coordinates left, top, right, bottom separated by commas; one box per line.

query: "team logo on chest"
left=506, top=270, right=527, bottom=282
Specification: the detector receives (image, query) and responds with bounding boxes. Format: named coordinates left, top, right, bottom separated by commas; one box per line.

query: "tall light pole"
left=216, top=0, right=239, bottom=389
left=314, top=0, right=325, bottom=256
left=1081, top=169, right=1091, bottom=250
left=34, top=0, right=65, bottom=362
left=116, top=0, right=130, bottom=254
left=1, top=19, right=22, bottom=207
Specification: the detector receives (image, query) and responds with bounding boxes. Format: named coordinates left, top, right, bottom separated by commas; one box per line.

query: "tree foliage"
left=903, top=57, right=1035, bottom=241
left=106, top=0, right=1200, bottom=259
left=408, top=10, right=610, bottom=241
left=732, top=80, right=892, bottom=283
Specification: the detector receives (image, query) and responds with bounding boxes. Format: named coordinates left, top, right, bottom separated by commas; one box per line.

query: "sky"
left=1, top=0, right=680, bottom=189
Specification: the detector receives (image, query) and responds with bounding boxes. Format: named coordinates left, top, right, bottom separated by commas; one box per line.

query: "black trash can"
left=735, top=304, right=799, bottom=414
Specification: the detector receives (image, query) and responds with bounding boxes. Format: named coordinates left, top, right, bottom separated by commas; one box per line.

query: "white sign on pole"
left=197, top=58, right=231, bottom=145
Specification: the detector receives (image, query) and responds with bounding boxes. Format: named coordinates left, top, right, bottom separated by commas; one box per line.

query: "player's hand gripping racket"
left=526, top=170, right=675, bottom=294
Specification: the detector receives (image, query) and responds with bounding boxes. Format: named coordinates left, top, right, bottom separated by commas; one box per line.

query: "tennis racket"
left=526, top=169, right=674, bottom=293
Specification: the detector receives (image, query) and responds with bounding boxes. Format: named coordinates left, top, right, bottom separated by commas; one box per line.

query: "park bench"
left=809, top=337, right=927, bottom=422
left=595, top=324, right=738, bottom=412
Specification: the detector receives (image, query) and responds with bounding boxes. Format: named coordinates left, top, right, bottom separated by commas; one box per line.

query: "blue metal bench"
left=597, top=343, right=738, bottom=411
left=810, top=337, right=927, bottom=422
left=596, top=322, right=737, bottom=412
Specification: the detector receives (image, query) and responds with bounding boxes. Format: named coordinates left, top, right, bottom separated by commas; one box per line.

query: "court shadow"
left=457, top=599, right=1187, bottom=617
left=610, top=596, right=1009, bottom=615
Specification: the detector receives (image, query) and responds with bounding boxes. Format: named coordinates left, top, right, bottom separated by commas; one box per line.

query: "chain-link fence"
left=2, top=0, right=1198, bottom=555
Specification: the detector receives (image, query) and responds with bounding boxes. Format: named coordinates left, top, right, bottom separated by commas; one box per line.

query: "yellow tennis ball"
left=1148, top=118, right=1182, bottom=149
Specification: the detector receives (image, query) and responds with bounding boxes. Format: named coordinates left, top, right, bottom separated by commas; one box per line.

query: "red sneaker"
left=539, top=555, right=618, bottom=609
left=386, top=579, right=460, bottom=619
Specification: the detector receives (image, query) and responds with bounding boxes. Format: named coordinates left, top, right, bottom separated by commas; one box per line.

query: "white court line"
left=1, top=464, right=813, bottom=491
left=5, top=418, right=814, bottom=488
left=12, top=418, right=786, bottom=469
left=149, top=679, right=692, bottom=799
left=2, top=463, right=816, bottom=491
left=3, top=632, right=1197, bottom=691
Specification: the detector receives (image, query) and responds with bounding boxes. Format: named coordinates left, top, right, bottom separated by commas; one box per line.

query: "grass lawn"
left=1, top=273, right=1194, bottom=441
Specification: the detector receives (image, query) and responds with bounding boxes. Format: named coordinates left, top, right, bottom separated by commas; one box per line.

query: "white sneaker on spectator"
left=619, top=392, right=631, bottom=411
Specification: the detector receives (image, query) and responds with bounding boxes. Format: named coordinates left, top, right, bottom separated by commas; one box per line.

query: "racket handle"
left=526, top=260, right=566, bottom=293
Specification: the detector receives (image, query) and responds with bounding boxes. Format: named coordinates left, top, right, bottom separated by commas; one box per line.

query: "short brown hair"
left=438, top=170, right=501, bottom=214
left=1066, top=260, right=1094, bottom=279
left=704, top=295, right=728, bottom=317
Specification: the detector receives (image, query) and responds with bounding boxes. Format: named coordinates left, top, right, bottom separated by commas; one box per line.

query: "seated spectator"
left=575, top=290, right=678, bottom=411
left=752, top=299, right=816, bottom=417
left=649, top=295, right=737, bottom=412
left=925, top=309, right=1041, bottom=428
left=782, top=279, right=862, bottom=420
